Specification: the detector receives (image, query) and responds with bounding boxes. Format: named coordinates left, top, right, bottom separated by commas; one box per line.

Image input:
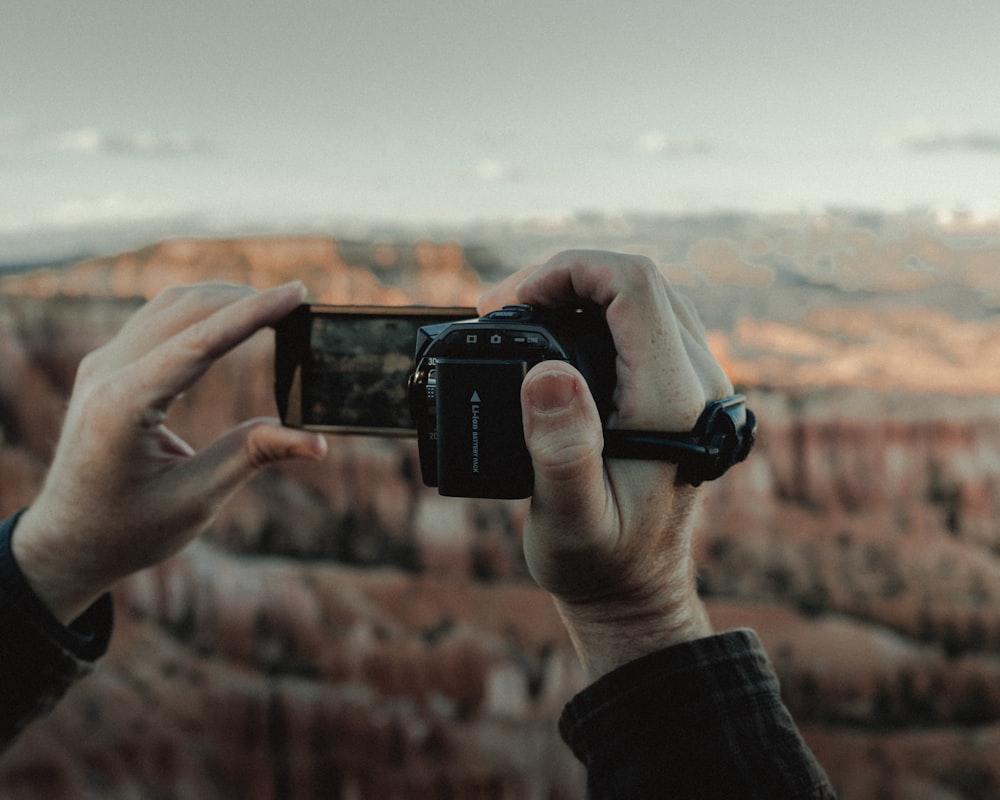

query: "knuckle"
left=243, top=422, right=285, bottom=470
left=73, top=344, right=128, bottom=395
left=622, top=253, right=664, bottom=291
left=177, top=319, right=212, bottom=354
left=155, top=284, right=191, bottom=302
left=147, top=283, right=197, bottom=312
left=152, top=282, right=251, bottom=317
left=532, top=430, right=602, bottom=479
left=74, top=348, right=104, bottom=383
left=174, top=314, right=228, bottom=362
left=73, top=376, right=128, bottom=431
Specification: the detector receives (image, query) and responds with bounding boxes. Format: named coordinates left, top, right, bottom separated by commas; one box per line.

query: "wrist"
left=555, top=584, right=713, bottom=681
left=2, top=511, right=113, bottom=663
left=10, top=507, right=100, bottom=626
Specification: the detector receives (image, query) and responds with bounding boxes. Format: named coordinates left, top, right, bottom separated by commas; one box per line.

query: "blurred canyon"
left=1, top=213, right=1000, bottom=799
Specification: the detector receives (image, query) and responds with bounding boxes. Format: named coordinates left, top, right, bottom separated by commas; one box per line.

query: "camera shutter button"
left=485, top=304, right=531, bottom=320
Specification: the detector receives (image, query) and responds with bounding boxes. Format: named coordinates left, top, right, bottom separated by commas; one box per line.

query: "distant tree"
left=940, top=619, right=966, bottom=659
left=796, top=583, right=830, bottom=618
left=872, top=681, right=896, bottom=724
left=966, top=615, right=989, bottom=654
left=952, top=676, right=996, bottom=725
left=897, top=669, right=936, bottom=724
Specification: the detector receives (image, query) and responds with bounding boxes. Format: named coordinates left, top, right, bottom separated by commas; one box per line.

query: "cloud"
left=50, top=127, right=212, bottom=157
left=44, top=195, right=178, bottom=227
left=888, top=125, right=1000, bottom=154
left=474, top=158, right=518, bottom=182
left=636, top=131, right=713, bottom=157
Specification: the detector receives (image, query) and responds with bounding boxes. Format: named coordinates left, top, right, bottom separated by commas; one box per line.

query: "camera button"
left=444, top=330, right=480, bottom=351
left=511, top=330, right=548, bottom=348
left=486, top=304, right=531, bottom=320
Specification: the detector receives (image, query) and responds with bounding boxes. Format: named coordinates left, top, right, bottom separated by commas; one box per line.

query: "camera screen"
left=277, top=306, right=475, bottom=433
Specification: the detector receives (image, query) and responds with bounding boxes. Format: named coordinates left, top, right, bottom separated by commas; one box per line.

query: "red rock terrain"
left=1, top=225, right=1000, bottom=798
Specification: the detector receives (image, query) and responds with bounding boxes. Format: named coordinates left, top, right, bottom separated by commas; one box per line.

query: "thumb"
left=190, top=418, right=327, bottom=503
left=521, top=362, right=607, bottom=527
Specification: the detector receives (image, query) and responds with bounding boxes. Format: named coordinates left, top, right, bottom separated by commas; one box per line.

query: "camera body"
left=274, top=302, right=755, bottom=500
left=407, top=304, right=617, bottom=498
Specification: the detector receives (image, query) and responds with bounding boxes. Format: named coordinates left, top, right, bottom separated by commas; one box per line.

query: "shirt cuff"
left=0, top=509, right=113, bottom=662
left=558, top=629, right=834, bottom=798
left=559, top=629, right=775, bottom=754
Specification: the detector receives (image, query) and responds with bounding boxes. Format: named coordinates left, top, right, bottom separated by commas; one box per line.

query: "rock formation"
left=2, top=226, right=1000, bottom=798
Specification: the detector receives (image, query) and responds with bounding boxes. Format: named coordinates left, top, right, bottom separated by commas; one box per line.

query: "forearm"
left=559, top=629, right=836, bottom=799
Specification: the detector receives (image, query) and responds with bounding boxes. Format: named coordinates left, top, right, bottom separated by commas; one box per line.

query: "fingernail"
left=528, top=370, right=578, bottom=413
left=308, top=433, right=328, bottom=459
left=276, top=280, right=307, bottom=297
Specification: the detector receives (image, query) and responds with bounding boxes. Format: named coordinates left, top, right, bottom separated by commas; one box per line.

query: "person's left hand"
left=13, top=282, right=327, bottom=624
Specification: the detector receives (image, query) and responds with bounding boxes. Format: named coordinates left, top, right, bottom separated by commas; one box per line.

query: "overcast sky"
left=3, top=0, right=1000, bottom=258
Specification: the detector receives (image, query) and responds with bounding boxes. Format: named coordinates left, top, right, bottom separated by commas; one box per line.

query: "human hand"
left=478, top=251, right=733, bottom=679
left=13, top=282, right=327, bottom=625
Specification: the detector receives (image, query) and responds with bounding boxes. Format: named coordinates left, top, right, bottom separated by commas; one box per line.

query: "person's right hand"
left=478, top=250, right=733, bottom=679
left=13, top=282, right=327, bottom=626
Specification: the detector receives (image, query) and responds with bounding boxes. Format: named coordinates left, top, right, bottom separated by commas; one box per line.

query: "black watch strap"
left=602, top=394, right=757, bottom=486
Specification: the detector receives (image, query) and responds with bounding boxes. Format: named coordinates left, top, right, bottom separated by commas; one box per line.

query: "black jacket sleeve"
left=0, top=510, right=113, bottom=750
left=559, top=629, right=836, bottom=799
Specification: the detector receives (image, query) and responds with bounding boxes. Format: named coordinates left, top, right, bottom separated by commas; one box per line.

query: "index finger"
left=477, top=263, right=537, bottom=314
left=516, top=250, right=707, bottom=431
left=88, top=284, right=258, bottom=377
left=129, top=281, right=307, bottom=414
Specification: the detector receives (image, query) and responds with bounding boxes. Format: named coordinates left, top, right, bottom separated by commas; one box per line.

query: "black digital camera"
left=407, top=304, right=618, bottom=498
left=274, top=303, right=755, bottom=499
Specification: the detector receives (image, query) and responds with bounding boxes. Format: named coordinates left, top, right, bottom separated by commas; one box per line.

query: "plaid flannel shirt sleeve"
left=559, top=628, right=836, bottom=799
left=0, top=510, right=113, bottom=751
